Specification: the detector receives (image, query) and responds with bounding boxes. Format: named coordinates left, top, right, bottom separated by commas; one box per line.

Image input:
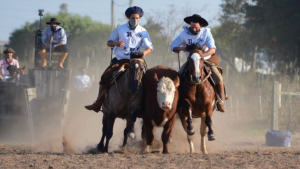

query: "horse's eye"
left=157, top=90, right=160, bottom=93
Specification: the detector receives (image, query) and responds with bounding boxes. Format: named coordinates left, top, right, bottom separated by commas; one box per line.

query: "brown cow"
left=141, top=66, right=180, bottom=154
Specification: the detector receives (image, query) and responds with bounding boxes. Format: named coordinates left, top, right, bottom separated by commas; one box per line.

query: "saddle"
left=111, top=63, right=129, bottom=83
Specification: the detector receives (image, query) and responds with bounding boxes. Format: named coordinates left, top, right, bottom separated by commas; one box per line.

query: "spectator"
left=0, top=48, right=24, bottom=82
left=73, top=66, right=92, bottom=92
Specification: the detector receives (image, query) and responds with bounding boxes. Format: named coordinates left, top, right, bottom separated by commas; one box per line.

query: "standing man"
left=170, top=14, right=226, bottom=112
left=0, top=48, right=24, bottom=82
left=85, top=6, right=153, bottom=112
left=40, top=18, right=68, bottom=68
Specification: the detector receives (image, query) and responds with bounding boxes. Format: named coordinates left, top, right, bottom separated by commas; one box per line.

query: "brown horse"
left=97, top=57, right=146, bottom=153
left=178, top=49, right=216, bottom=154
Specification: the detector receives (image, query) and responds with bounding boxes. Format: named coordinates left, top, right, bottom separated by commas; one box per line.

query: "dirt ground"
left=1, top=90, right=300, bottom=169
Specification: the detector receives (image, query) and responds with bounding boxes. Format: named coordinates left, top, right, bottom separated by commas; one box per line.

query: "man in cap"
left=85, top=6, right=153, bottom=113
left=0, top=48, right=24, bottom=82
left=40, top=18, right=68, bottom=68
left=170, top=14, right=226, bottom=112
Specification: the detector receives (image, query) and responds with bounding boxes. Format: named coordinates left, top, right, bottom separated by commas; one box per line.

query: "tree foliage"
left=214, top=0, right=300, bottom=73
left=244, top=0, right=300, bottom=69
left=9, top=10, right=111, bottom=61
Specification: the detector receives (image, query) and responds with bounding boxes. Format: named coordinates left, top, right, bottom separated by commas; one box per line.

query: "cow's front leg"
left=142, top=118, right=154, bottom=153
left=161, top=113, right=176, bottom=154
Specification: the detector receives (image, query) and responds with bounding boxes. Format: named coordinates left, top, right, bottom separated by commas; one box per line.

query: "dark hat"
left=184, top=14, right=208, bottom=27
left=3, top=48, right=15, bottom=54
left=125, top=6, right=144, bottom=18
left=46, top=18, right=61, bottom=25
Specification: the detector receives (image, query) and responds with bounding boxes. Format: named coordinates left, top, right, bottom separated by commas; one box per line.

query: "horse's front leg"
left=123, top=117, right=134, bottom=150
left=97, top=114, right=107, bottom=152
left=178, top=99, right=195, bottom=153
left=128, top=107, right=142, bottom=139
left=104, top=112, right=116, bottom=152
left=205, top=107, right=215, bottom=141
left=200, top=116, right=208, bottom=154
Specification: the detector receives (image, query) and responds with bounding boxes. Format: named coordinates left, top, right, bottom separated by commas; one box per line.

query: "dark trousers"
left=42, top=43, right=69, bottom=53
left=99, top=58, right=130, bottom=85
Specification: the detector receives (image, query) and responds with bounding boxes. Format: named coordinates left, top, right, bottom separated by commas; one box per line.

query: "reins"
left=113, top=58, right=145, bottom=101
left=185, top=60, right=212, bottom=85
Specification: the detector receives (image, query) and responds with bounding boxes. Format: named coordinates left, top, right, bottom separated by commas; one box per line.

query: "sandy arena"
left=1, top=90, right=300, bottom=169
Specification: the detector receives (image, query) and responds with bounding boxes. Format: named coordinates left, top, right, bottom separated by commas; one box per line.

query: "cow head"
left=154, top=73, right=180, bottom=110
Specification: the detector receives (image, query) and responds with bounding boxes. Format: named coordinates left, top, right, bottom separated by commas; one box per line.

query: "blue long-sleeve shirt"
left=42, top=26, right=67, bottom=46
left=170, top=27, right=216, bottom=58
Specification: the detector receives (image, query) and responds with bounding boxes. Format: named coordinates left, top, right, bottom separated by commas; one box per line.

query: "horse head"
left=188, top=49, right=204, bottom=84
left=129, top=52, right=146, bottom=94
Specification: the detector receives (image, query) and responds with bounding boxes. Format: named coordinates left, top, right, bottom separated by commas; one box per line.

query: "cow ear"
left=174, top=76, right=180, bottom=88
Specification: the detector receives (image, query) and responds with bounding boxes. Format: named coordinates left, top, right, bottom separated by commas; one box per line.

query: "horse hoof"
left=208, top=134, right=215, bottom=141
left=97, top=144, right=105, bottom=152
left=127, top=132, right=135, bottom=139
left=86, top=148, right=100, bottom=154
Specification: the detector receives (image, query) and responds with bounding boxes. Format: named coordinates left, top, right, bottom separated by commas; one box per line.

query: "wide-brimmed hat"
left=184, top=14, right=208, bottom=27
left=125, top=6, right=144, bottom=18
left=3, top=48, right=15, bottom=54
left=46, top=18, right=61, bottom=25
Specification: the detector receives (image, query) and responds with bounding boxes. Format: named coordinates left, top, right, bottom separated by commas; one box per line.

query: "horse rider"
left=85, top=6, right=153, bottom=112
left=170, top=14, right=226, bottom=112
left=40, top=18, right=68, bottom=68
left=0, top=48, right=24, bottom=82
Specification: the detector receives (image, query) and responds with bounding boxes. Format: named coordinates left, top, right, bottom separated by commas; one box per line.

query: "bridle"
left=185, top=53, right=211, bottom=85
left=114, top=58, right=146, bottom=100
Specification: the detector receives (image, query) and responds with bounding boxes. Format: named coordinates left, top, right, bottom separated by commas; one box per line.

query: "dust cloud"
left=0, top=52, right=277, bottom=155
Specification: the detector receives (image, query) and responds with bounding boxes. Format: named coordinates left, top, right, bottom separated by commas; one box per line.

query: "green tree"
left=9, top=11, right=111, bottom=62
left=213, top=0, right=254, bottom=71
left=244, top=0, right=300, bottom=72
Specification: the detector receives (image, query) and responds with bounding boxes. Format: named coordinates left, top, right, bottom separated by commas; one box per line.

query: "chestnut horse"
left=178, top=49, right=217, bottom=154
left=97, top=57, right=146, bottom=153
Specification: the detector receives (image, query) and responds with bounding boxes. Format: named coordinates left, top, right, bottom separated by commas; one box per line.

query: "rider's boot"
left=85, top=84, right=106, bottom=113
left=216, top=83, right=226, bottom=112
left=59, top=52, right=68, bottom=68
left=40, top=49, right=47, bottom=67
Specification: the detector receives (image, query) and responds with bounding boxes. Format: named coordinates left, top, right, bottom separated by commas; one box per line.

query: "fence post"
left=259, top=95, right=262, bottom=120
left=236, top=99, right=239, bottom=120
left=230, top=95, right=232, bottom=117
left=86, top=57, right=90, bottom=70
left=287, top=95, right=292, bottom=130
left=272, top=81, right=279, bottom=130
